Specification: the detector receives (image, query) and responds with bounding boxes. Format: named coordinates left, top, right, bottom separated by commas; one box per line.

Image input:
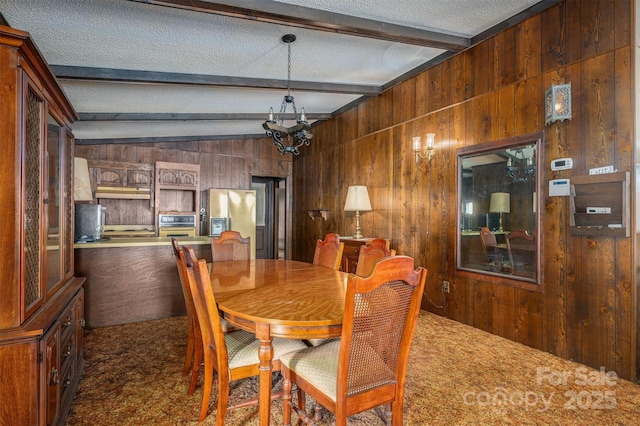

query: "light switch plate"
left=589, top=165, right=615, bottom=175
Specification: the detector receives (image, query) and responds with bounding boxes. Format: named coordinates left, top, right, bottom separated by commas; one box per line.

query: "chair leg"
left=188, top=328, right=204, bottom=395
left=198, top=350, right=214, bottom=422
left=313, top=404, right=322, bottom=422
left=183, top=318, right=194, bottom=376
left=282, top=373, right=292, bottom=426
left=383, top=402, right=392, bottom=426
left=216, top=373, right=230, bottom=426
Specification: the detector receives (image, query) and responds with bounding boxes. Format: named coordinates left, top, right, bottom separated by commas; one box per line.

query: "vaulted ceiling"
left=0, top=0, right=558, bottom=145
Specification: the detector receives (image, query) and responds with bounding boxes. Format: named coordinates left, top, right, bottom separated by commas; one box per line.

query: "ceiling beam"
left=51, top=65, right=380, bottom=96
left=75, top=133, right=269, bottom=145
left=129, top=0, right=470, bottom=51
left=77, top=112, right=332, bottom=121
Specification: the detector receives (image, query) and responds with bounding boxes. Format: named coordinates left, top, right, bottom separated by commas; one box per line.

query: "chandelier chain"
left=287, top=42, right=292, bottom=97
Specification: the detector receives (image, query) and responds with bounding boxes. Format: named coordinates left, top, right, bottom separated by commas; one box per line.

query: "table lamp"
left=344, top=185, right=372, bottom=239
left=489, top=192, right=510, bottom=231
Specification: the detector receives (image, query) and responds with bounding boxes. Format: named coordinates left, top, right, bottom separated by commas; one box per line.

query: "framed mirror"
left=456, top=133, right=542, bottom=285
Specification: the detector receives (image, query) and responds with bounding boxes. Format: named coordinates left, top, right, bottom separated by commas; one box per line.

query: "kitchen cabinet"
left=90, top=160, right=154, bottom=189
left=0, top=25, right=85, bottom=425
left=90, top=160, right=153, bottom=202
left=155, top=161, right=201, bottom=235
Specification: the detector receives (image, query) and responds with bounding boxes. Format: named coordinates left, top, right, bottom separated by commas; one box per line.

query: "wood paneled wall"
left=75, top=138, right=293, bottom=225
left=292, top=0, right=637, bottom=380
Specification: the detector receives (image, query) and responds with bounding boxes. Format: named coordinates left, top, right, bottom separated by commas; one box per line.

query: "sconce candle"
left=414, top=133, right=436, bottom=164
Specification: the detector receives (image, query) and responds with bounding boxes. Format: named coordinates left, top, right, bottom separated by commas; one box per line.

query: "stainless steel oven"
left=158, top=212, right=197, bottom=237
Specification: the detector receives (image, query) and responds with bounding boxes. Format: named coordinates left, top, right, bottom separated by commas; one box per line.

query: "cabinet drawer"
left=59, top=305, right=76, bottom=344
left=60, top=360, right=77, bottom=415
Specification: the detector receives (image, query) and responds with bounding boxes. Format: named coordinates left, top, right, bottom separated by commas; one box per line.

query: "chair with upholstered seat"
left=505, top=229, right=535, bottom=276
left=312, top=233, right=344, bottom=270
left=182, top=246, right=307, bottom=423
left=171, top=238, right=202, bottom=395
left=281, top=256, right=427, bottom=426
left=479, top=226, right=509, bottom=272
left=211, top=230, right=250, bottom=261
left=354, top=238, right=396, bottom=277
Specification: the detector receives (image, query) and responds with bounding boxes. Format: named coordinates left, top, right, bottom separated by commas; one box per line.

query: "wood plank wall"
left=75, top=138, right=293, bottom=226
left=292, top=0, right=637, bottom=381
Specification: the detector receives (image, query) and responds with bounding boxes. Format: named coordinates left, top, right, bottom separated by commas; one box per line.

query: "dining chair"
left=280, top=256, right=427, bottom=426
left=181, top=246, right=307, bottom=423
left=479, top=227, right=509, bottom=272
left=354, top=238, right=396, bottom=277
left=171, top=238, right=202, bottom=395
left=211, top=230, right=250, bottom=261
left=312, top=233, right=344, bottom=270
left=505, top=229, right=535, bottom=275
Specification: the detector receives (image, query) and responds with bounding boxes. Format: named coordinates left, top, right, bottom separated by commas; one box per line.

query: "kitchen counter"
left=74, top=236, right=211, bottom=249
left=74, top=236, right=212, bottom=328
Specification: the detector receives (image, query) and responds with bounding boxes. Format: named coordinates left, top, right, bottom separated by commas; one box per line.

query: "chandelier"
left=506, top=148, right=535, bottom=182
left=263, top=34, right=312, bottom=155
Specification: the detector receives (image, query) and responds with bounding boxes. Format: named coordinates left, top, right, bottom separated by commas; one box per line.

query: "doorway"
left=252, top=176, right=286, bottom=259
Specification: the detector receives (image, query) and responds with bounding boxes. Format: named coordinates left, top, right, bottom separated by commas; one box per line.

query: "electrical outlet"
left=442, top=281, right=450, bottom=293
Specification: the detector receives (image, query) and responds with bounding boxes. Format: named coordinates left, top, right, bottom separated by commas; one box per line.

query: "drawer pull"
left=81, top=318, right=86, bottom=328
left=63, top=373, right=71, bottom=388
left=51, top=368, right=60, bottom=385
left=63, top=342, right=72, bottom=358
left=62, top=316, right=72, bottom=327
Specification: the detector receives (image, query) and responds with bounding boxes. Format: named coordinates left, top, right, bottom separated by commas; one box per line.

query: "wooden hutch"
left=0, top=26, right=85, bottom=425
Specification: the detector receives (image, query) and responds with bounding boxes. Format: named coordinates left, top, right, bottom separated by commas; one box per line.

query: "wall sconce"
left=413, top=133, right=435, bottom=164
left=545, top=83, right=572, bottom=125
left=344, top=185, right=372, bottom=239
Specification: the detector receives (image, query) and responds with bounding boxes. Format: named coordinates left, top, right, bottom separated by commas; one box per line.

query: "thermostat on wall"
left=551, top=157, right=573, bottom=171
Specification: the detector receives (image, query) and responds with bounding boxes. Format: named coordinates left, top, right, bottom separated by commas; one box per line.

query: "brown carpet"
left=66, top=311, right=640, bottom=425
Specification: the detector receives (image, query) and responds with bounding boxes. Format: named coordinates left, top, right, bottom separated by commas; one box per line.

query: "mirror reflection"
left=457, top=137, right=540, bottom=283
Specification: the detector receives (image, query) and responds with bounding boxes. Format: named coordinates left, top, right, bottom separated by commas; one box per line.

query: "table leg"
left=256, top=323, right=273, bottom=425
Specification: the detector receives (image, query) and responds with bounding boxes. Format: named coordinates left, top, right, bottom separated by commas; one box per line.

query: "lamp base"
left=353, top=210, right=364, bottom=239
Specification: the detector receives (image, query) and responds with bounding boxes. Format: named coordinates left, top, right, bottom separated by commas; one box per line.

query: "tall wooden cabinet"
left=0, top=26, right=85, bottom=425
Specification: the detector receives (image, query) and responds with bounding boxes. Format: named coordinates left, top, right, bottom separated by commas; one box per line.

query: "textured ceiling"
left=0, top=0, right=553, bottom=144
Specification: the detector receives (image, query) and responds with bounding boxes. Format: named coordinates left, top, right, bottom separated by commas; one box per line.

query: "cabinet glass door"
left=46, top=114, right=62, bottom=293
left=24, top=87, right=44, bottom=313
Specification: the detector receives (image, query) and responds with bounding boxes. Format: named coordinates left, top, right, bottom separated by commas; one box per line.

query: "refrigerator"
left=202, top=189, right=257, bottom=259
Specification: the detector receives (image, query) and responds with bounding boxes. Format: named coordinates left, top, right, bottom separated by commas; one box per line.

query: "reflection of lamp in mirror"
left=344, top=185, right=372, bottom=239
left=489, top=192, right=510, bottom=231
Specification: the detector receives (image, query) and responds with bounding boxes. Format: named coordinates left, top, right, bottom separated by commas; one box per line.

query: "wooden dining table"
left=209, top=259, right=349, bottom=425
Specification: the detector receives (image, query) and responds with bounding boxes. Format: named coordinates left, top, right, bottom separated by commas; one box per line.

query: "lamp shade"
left=344, top=185, right=372, bottom=212
left=489, top=192, right=510, bottom=213
left=74, top=157, right=93, bottom=202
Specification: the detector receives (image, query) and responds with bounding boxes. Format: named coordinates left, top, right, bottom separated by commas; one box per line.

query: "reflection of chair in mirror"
left=355, top=238, right=395, bottom=277
left=211, top=230, right=250, bottom=261
left=479, top=227, right=509, bottom=272
left=506, top=229, right=535, bottom=276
